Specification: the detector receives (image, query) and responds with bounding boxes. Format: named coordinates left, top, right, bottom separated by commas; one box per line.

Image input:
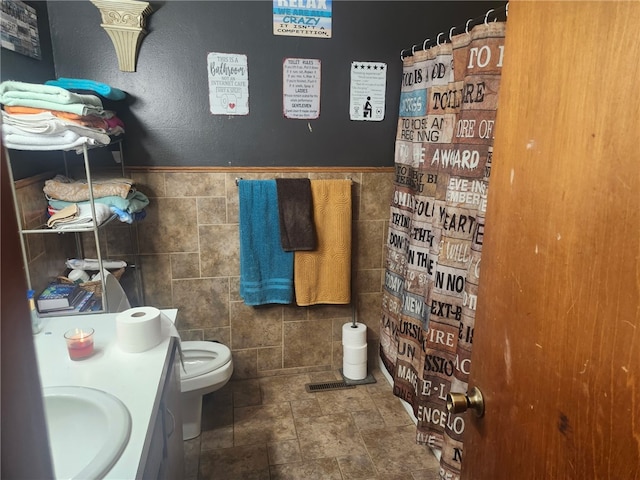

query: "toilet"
left=105, top=282, right=233, bottom=441
left=179, top=341, right=233, bottom=440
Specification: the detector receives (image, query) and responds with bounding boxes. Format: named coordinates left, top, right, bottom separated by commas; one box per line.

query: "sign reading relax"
left=273, top=0, right=332, bottom=38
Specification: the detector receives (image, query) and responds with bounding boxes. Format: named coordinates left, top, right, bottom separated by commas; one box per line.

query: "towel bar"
left=235, top=177, right=353, bottom=186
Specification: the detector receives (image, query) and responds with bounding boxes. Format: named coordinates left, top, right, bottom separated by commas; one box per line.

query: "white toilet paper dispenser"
left=341, top=319, right=373, bottom=383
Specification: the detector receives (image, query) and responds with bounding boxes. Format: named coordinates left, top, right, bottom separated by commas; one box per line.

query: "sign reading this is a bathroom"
left=207, top=52, right=249, bottom=116
left=273, top=0, right=332, bottom=39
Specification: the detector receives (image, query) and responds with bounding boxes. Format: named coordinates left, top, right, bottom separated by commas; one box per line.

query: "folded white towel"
left=2, top=122, right=110, bottom=147
left=2, top=132, right=105, bottom=152
left=51, top=203, right=112, bottom=229
left=66, top=258, right=127, bottom=270
left=4, top=126, right=80, bottom=144
left=1, top=111, right=110, bottom=144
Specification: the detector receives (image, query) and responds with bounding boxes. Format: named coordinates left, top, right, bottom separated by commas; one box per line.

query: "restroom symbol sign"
left=363, top=96, right=373, bottom=118
left=349, top=61, right=387, bottom=122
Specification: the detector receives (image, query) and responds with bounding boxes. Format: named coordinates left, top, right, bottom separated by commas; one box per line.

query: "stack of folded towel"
left=44, top=174, right=148, bottom=227
left=0, top=78, right=126, bottom=151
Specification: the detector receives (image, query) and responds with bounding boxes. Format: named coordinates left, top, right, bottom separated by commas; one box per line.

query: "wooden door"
left=462, top=2, right=640, bottom=479
left=1, top=141, right=54, bottom=477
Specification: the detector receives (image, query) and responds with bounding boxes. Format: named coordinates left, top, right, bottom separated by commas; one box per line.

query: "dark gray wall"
left=44, top=1, right=503, bottom=168
left=0, top=1, right=55, bottom=83
left=1, top=1, right=62, bottom=179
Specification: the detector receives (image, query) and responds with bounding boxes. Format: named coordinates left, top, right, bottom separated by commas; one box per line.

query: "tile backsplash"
left=18, top=168, right=394, bottom=380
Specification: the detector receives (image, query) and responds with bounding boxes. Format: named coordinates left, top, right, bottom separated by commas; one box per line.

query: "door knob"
left=446, top=386, right=485, bottom=417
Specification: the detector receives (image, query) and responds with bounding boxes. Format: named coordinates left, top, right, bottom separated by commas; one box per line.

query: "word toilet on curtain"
left=380, top=14, right=507, bottom=480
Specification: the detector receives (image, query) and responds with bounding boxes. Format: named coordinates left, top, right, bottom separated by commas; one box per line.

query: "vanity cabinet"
left=139, top=337, right=184, bottom=479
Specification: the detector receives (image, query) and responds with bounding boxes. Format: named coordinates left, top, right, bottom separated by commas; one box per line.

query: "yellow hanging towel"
left=294, top=179, right=352, bottom=306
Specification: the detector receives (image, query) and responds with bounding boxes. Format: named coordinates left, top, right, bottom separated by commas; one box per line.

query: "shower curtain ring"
left=485, top=9, right=494, bottom=25
left=422, top=38, right=430, bottom=50
left=400, top=49, right=405, bottom=60
left=465, top=19, right=472, bottom=34
left=449, top=26, right=456, bottom=41
left=411, top=44, right=416, bottom=55
left=437, top=32, right=444, bottom=45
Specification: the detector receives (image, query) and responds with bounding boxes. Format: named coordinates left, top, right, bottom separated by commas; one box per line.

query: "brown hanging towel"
left=275, top=178, right=317, bottom=251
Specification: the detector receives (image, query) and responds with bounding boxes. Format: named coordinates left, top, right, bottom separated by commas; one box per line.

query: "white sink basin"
left=43, top=386, right=132, bottom=480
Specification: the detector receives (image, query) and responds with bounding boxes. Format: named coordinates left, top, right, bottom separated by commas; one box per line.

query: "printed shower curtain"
left=380, top=21, right=506, bottom=479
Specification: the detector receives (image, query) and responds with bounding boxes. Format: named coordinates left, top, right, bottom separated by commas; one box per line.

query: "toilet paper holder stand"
left=340, top=368, right=376, bottom=386
left=341, top=317, right=376, bottom=386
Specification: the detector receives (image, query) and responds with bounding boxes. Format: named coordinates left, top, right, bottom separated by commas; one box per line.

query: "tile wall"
left=18, top=168, right=395, bottom=380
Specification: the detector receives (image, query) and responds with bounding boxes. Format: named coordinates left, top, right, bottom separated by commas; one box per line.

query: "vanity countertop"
left=33, top=309, right=178, bottom=480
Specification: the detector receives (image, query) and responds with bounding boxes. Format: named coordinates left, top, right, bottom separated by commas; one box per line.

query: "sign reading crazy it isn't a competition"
left=207, top=52, right=249, bottom=115
left=273, top=0, right=332, bottom=39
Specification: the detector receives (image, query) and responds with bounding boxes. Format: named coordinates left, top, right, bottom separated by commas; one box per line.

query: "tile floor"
left=183, top=369, right=441, bottom=479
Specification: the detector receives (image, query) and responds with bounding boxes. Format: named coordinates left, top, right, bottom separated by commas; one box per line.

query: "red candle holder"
left=64, top=328, right=95, bottom=360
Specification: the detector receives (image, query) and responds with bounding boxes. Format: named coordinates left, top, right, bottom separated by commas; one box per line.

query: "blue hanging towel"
left=238, top=179, right=294, bottom=306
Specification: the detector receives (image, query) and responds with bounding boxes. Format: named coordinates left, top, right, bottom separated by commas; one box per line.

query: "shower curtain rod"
left=400, top=3, right=508, bottom=60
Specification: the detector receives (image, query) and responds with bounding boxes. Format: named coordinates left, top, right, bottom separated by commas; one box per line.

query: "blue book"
left=36, top=282, right=83, bottom=312
left=75, top=290, right=94, bottom=312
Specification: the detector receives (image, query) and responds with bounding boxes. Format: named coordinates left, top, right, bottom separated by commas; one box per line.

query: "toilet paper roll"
left=343, top=344, right=368, bottom=365
left=343, top=361, right=367, bottom=381
left=116, top=306, right=162, bottom=353
left=342, top=322, right=367, bottom=347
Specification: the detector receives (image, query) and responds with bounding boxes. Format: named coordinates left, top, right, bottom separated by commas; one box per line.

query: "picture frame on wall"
left=1, top=0, right=41, bottom=60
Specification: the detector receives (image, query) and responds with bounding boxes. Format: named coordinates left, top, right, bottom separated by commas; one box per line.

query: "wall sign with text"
left=207, top=52, right=249, bottom=116
left=273, top=0, right=332, bottom=39
left=283, top=58, right=321, bottom=119
left=0, top=0, right=41, bottom=59
left=350, top=61, right=387, bottom=121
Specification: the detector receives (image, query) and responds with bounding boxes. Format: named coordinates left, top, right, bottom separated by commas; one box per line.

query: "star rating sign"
left=350, top=62, right=387, bottom=122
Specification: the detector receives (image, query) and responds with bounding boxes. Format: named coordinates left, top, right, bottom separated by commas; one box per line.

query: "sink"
left=42, top=386, right=132, bottom=480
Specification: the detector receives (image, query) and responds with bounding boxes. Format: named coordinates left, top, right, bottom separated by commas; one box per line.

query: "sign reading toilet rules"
left=283, top=58, right=321, bottom=119
left=207, top=52, right=249, bottom=115
left=350, top=62, right=386, bottom=121
left=273, top=0, right=332, bottom=38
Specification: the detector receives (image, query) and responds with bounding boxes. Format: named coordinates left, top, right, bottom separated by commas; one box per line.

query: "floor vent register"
left=305, top=381, right=356, bottom=393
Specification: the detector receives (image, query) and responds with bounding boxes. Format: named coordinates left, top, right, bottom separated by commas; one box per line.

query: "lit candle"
left=64, top=328, right=95, bottom=360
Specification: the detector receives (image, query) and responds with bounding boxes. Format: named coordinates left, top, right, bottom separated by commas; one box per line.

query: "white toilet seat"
left=179, top=341, right=233, bottom=395
left=181, top=341, right=231, bottom=380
